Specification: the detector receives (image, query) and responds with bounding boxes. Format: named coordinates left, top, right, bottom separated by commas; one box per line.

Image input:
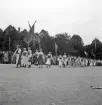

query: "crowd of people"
left=11, top=45, right=102, bottom=68
left=0, top=51, right=13, bottom=64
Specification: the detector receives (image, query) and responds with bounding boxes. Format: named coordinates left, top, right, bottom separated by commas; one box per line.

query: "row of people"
left=13, top=45, right=102, bottom=68
left=0, top=51, right=13, bottom=64
left=13, top=45, right=45, bottom=68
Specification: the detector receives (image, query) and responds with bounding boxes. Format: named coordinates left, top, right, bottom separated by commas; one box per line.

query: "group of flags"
left=23, top=22, right=96, bottom=57
left=23, top=21, right=40, bottom=46
left=23, top=21, right=59, bottom=53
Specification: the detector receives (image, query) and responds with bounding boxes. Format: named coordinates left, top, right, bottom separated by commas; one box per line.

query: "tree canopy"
left=0, top=25, right=102, bottom=59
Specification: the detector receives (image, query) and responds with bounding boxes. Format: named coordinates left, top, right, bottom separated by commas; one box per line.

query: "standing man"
left=28, top=47, right=32, bottom=68
left=13, top=45, right=21, bottom=68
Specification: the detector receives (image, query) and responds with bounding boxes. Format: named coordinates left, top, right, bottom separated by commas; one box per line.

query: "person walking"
left=38, top=49, right=44, bottom=68
left=28, top=47, right=32, bottom=68
left=13, top=45, right=21, bottom=68
left=22, top=48, right=28, bottom=68
left=45, top=52, right=52, bottom=68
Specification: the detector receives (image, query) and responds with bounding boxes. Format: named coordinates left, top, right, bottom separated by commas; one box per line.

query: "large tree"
left=55, top=33, right=78, bottom=55
left=91, top=38, right=102, bottom=59
left=0, top=28, right=4, bottom=50
left=71, top=34, right=84, bottom=56
left=39, top=29, right=55, bottom=54
left=3, top=25, right=20, bottom=51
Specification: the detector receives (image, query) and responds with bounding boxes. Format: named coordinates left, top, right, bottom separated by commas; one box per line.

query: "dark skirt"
left=28, top=57, right=32, bottom=62
left=17, top=54, right=21, bottom=66
left=38, top=56, right=43, bottom=65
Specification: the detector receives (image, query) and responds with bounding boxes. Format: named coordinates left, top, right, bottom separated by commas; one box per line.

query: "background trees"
left=0, top=25, right=102, bottom=59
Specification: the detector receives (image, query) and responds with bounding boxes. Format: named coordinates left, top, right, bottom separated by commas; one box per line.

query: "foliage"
left=0, top=25, right=102, bottom=59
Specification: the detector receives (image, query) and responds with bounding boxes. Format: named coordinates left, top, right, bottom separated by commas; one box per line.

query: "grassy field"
left=0, top=64, right=102, bottom=105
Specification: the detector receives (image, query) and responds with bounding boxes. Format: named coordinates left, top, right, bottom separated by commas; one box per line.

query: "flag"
left=23, top=32, right=34, bottom=45
left=84, top=51, right=88, bottom=56
left=24, top=21, right=36, bottom=45
left=91, top=49, right=95, bottom=57
left=55, top=42, right=58, bottom=55
left=23, top=23, right=35, bottom=45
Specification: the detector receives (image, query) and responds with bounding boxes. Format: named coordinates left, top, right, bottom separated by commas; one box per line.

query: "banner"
left=84, top=51, right=88, bottom=56
left=55, top=42, right=58, bottom=55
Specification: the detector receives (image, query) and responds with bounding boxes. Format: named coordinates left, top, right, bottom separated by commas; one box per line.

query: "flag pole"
left=55, top=42, right=57, bottom=65
left=54, top=39, right=58, bottom=65
left=9, top=34, right=11, bottom=51
left=94, top=38, right=96, bottom=59
left=55, top=42, right=57, bottom=56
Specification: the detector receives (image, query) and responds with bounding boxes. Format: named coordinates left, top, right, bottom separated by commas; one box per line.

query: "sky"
left=0, top=0, right=102, bottom=45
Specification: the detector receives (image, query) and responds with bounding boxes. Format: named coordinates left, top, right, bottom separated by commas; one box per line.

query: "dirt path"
left=0, top=65, right=102, bottom=105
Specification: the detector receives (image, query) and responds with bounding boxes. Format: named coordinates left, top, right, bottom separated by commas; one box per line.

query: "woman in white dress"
left=28, top=47, right=32, bottom=68
left=22, top=48, right=28, bottom=67
left=62, top=53, right=67, bottom=67
left=57, top=55, right=63, bottom=68
left=45, top=52, right=52, bottom=68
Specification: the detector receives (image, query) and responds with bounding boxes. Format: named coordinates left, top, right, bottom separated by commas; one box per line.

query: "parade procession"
left=12, top=44, right=102, bottom=68
left=1, top=1, right=102, bottom=105
left=1, top=20, right=101, bottom=68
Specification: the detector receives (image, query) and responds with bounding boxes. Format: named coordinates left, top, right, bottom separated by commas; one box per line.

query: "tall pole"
left=54, top=38, right=58, bottom=65
left=39, top=42, right=41, bottom=50
left=8, top=32, right=11, bottom=52
left=33, top=20, right=37, bottom=49
left=34, top=20, right=37, bottom=34
left=94, top=38, right=96, bottom=59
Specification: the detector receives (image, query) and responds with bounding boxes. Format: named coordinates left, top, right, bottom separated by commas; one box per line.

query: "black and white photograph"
left=0, top=0, right=102, bottom=105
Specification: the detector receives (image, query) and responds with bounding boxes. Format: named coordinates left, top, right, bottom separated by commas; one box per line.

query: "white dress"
left=28, top=50, right=32, bottom=65
left=22, top=51, right=28, bottom=66
left=57, top=57, right=63, bottom=67
left=45, top=54, right=52, bottom=65
left=63, top=55, right=67, bottom=66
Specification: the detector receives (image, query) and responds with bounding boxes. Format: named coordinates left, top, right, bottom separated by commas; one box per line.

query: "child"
left=57, top=55, right=63, bottom=68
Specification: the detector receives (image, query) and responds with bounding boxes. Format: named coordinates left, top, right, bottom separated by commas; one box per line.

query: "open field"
left=0, top=64, right=102, bottom=105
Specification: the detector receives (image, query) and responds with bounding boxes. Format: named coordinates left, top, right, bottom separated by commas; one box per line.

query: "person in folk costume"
left=38, top=49, right=44, bottom=68
left=62, top=53, right=67, bottom=67
left=20, top=52, right=24, bottom=67
left=71, top=56, right=74, bottom=67
left=73, top=56, right=77, bottom=67
left=3, top=51, right=9, bottom=64
left=90, top=59, right=93, bottom=66
left=75, top=57, right=78, bottom=67
left=22, top=48, right=28, bottom=67
left=45, top=52, right=53, bottom=68
left=57, top=55, right=63, bottom=67
left=93, top=60, right=96, bottom=66
left=28, top=47, right=32, bottom=68
left=13, top=45, right=21, bottom=68
left=33, top=49, right=39, bottom=65
left=84, top=58, right=88, bottom=67
left=82, top=58, right=85, bottom=67
left=67, top=55, right=71, bottom=67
